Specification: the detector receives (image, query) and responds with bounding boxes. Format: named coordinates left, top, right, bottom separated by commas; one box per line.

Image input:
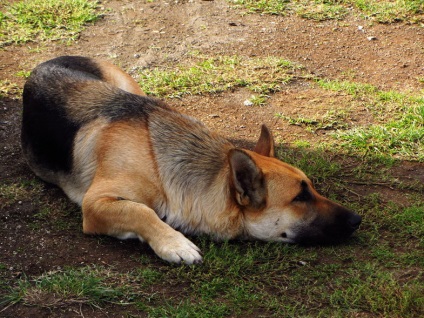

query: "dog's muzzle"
left=294, top=208, right=362, bottom=245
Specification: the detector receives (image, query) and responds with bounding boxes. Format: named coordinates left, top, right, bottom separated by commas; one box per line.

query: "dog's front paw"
left=149, top=231, right=202, bottom=265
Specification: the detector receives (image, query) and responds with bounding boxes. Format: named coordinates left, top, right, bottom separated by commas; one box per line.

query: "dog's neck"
left=149, top=111, right=245, bottom=239
left=155, top=161, right=245, bottom=240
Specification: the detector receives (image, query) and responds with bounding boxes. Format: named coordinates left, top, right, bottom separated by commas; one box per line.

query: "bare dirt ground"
left=1, top=0, right=423, bottom=317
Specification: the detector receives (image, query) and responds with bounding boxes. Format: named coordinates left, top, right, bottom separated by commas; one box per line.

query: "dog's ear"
left=253, top=124, right=275, bottom=157
left=229, top=149, right=267, bottom=209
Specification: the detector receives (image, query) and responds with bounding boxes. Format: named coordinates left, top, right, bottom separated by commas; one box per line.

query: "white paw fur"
left=149, top=231, right=202, bottom=264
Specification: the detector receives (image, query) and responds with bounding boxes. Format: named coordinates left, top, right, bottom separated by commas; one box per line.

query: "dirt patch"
left=1, top=0, right=423, bottom=316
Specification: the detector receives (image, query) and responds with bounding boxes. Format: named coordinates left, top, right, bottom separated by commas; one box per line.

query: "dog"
left=21, top=56, right=361, bottom=264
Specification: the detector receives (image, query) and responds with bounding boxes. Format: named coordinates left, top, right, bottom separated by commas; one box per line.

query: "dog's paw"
left=149, top=231, right=202, bottom=265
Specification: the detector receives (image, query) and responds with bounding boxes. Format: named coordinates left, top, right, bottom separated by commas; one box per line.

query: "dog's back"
left=21, top=56, right=170, bottom=200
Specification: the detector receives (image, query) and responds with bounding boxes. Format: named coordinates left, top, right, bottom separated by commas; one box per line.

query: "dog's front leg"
left=82, top=196, right=202, bottom=264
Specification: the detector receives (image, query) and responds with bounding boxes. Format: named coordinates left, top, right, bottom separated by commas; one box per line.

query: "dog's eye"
left=293, top=191, right=310, bottom=202
left=293, top=181, right=312, bottom=202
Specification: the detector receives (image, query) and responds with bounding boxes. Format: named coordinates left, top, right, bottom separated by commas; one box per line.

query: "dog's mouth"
left=294, top=231, right=358, bottom=246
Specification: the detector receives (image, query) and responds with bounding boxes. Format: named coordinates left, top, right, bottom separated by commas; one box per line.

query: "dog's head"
left=229, top=125, right=361, bottom=244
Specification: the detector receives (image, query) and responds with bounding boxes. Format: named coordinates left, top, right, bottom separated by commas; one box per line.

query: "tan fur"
left=96, top=60, right=145, bottom=96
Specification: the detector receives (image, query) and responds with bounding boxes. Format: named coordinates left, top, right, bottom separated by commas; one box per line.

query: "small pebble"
left=244, top=100, right=253, bottom=107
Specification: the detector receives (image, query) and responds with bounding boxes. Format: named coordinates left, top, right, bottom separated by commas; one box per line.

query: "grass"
left=230, top=0, right=424, bottom=23
left=329, top=264, right=423, bottom=316
left=353, top=0, right=424, bottom=24
left=0, top=0, right=100, bottom=47
left=317, top=79, right=424, bottom=161
left=295, top=1, right=349, bottom=21
left=279, top=79, right=424, bottom=162
left=0, top=80, right=21, bottom=99
left=0, top=178, right=80, bottom=231
left=277, top=109, right=350, bottom=133
left=0, top=179, right=43, bottom=209
left=2, top=234, right=423, bottom=316
left=137, top=53, right=305, bottom=98
left=1, top=266, right=129, bottom=308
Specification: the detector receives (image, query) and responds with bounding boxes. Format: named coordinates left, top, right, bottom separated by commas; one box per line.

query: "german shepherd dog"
left=21, top=56, right=361, bottom=264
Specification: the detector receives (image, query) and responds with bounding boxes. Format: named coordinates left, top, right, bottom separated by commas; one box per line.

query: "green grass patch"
left=0, top=0, right=100, bottom=47
left=387, top=204, right=424, bottom=247
left=329, top=263, right=423, bottom=316
left=0, top=178, right=80, bottom=231
left=231, top=0, right=349, bottom=20
left=316, top=79, right=424, bottom=161
left=0, top=179, right=43, bottom=209
left=230, top=0, right=424, bottom=23
left=335, top=120, right=424, bottom=161
left=1, top=266, right=129, bottom=308
left=231, top=0, right=291, bottom=15
left=295, top=0, right=349, bottom=21
left=4, top=239, right=422, bottom=316
left=0, top=80, right=22, bottom=98
left=279, top=79, right=423, bottom=162
left=352, top=0, right=424, bottom=24
left=138, top=54, right=304, bottom=98
left=277, top=109, right=350, bottom=133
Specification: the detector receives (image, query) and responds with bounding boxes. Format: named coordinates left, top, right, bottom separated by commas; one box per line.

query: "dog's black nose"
left=348, top=213, right=362, bottom=230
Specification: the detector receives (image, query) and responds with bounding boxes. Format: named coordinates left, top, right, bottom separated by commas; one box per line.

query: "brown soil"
left=0, top=0, right=423, bottom=317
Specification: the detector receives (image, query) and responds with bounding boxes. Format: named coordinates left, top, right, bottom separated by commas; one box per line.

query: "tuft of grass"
left=138, top=54, right=304, bottom=98
left=329, top=263, right=423, bottom=316
left=295, top=0, right=349, bottom=21
left=231, top=0, right=349, bottom=20
left=15, top=70, right=31, bottom=79
left=388, top=204, right=424, bottom=247
left=0, top=179, right=43, bottom=209
left=0, top=178, right=80, bottom=231
left=0, top=80, right=22, bottom=98
left=230, top=0, right=424, bottom=23
left=315, top=79, right=424, bottom=161
left=0, top=0, right=100, bottom=47
left=316, top=78, right=377, bottom=97
left=1, top=266, right=128, bottom=308
left=245, top=94, right=268, bottom=106
left=2, top=197, right=423, bottom=316
left=231, top=0, right=290, bottom=15
left=277, top=109, right=350, bottom=133
left=352, top=0, right=424, bottom=24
